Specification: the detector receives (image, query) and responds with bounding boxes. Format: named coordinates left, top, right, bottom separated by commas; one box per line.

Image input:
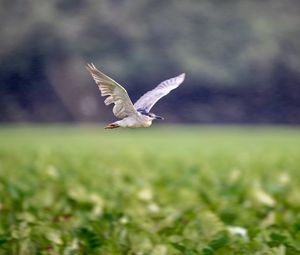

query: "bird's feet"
left=104, top=123, right=120, bottom=129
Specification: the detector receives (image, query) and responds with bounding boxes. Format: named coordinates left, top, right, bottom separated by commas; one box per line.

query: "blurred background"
left=0, top=0, right=300, bottom=124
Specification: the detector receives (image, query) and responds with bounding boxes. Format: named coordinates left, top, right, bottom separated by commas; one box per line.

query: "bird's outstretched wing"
left=86, top=63, right=137, bottom=119
left=134, top=73, right=185, bottom=112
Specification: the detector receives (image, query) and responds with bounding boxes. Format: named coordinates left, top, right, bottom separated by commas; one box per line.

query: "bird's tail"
left=104, top=123, right=120, bottom=129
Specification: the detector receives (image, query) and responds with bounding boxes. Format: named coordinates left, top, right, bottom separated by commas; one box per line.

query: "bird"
left=86, top=63, right=185, bottom=129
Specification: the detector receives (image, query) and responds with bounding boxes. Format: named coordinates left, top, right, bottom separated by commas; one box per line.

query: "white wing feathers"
left=86, top=63, right=137, bottom=119
left=134, top=73, right=185, bottom=112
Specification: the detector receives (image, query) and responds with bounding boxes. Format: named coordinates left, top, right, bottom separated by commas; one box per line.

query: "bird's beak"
left=155, top=115, right=164, bottom=120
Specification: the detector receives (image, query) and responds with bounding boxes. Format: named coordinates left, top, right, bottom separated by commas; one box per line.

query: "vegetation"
left=0, top=126, right=300, bottom=254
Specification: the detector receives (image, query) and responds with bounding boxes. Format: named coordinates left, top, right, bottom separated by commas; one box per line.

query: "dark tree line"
left=1, top=0, right=300, bottom=123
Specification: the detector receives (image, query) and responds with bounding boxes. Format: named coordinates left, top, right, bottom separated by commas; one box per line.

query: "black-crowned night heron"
left=86, top=63, right=185, bottom=129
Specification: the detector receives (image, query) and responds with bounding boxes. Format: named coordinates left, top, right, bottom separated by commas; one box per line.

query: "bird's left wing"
left=86, top=63, right=137, bottom=119
left=134, top=73, right=185, bottom=112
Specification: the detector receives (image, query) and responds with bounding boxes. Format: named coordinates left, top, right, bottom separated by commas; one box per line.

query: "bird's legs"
left=104, top=123, right=120, bottom=129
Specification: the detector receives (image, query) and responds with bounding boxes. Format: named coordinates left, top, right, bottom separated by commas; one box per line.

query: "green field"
left=0, top=126, right=300, bottom=254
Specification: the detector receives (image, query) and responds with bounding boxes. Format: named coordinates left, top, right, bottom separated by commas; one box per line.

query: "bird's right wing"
left=86, top=63, right=137, bottom=119
left=134, top=73, right=185, bottom=112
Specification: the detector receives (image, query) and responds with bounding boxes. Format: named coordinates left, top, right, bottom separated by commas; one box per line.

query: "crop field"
left=0, top=126, right=300, bottom=254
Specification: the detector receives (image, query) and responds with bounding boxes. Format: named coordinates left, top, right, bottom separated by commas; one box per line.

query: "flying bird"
left=86, top=63, right=185, bottom=129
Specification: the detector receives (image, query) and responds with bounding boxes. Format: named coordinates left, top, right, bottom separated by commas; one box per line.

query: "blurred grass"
left=0, top=125, right=300, bottom=254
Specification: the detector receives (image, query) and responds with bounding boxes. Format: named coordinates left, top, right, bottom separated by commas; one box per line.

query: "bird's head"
left=148, top=112, right=164, bottom=120
left=138, top=108, right=164, bottom=121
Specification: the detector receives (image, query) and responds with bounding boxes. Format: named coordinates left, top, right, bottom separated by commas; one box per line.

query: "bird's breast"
left=122, top=115, right=152, bottom=128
